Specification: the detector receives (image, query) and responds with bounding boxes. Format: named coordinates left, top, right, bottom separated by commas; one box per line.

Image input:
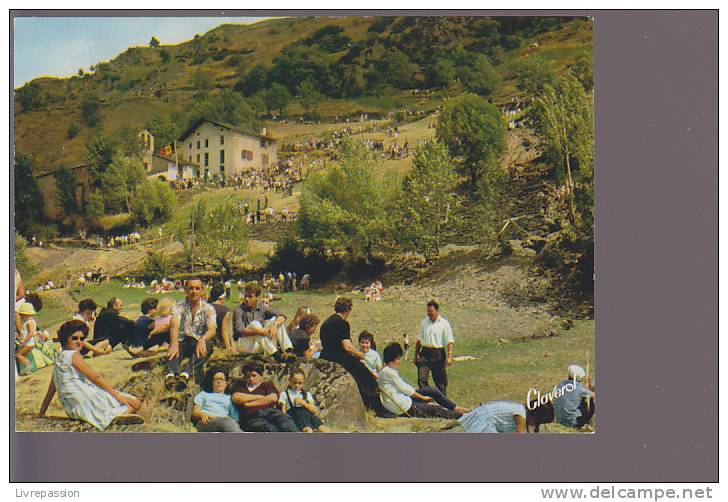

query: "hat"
left=17, top=302, right=36, bottom=316
left=568, top=364, right=586, bottom=381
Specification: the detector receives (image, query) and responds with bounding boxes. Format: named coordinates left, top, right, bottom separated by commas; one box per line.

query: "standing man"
left=165, top=278, right=217, bottom=391
left=414, top=300, right=454, bottom=395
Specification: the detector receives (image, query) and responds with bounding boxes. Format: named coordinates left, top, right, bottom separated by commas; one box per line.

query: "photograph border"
left=9, top=9, right=718, bottom=482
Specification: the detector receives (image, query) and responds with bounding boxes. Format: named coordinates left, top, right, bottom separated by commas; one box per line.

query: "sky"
left=12, top=16, right=271, bottom=88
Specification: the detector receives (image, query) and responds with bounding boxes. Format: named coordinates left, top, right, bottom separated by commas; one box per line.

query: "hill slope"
left=14, top=15, right=592, bottom=174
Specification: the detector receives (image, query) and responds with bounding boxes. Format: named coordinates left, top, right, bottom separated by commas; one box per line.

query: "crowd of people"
left=16, top=268, right=595, bottom=433
left=167, top=160, right=304, bottom=198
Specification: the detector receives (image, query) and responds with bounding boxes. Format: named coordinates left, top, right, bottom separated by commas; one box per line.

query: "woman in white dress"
left=39, top=320, right=144, bottom=430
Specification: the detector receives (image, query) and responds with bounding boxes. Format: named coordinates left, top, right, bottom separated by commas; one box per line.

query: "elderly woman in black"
left=318, top=297, right=380, bottom=410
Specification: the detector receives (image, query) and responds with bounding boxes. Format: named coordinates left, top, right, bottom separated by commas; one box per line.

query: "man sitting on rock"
left=165, top=279, right=217, bottom=391
left=232, top=282, right=293, bottom=360
left=231, top=361, right=298, bottom=432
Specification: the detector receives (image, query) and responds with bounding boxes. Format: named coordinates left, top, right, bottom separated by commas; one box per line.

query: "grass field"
left=34, top=268, right=594, bottom=421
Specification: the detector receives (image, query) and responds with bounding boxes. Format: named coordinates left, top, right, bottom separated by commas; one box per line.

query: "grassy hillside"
left=22, top=250, right=594, bottom=433
left=14, top=16, right=592, bottom=175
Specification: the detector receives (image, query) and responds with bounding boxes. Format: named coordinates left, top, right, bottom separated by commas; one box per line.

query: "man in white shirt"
left=414, top=300, right=454, bottom=394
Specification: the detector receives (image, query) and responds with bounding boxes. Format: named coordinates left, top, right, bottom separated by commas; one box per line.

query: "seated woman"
left=378, top=343, right=470, bottom=419
left=289, top=314, right=320, bottom=359
left=287, top=306, right=311, bottom=334
left=191, top=367, right=242, bottom=432
left=38, top=320, right=144, bottom=430
left=147, top=297, right=173, bottom=350
left=459, top=400, right=554, bottom=433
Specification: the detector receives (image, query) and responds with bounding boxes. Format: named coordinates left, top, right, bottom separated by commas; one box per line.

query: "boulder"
left=124, top=354, right=370, bottom=432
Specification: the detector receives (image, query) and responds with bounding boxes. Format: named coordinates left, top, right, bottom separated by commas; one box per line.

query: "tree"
left=531, top=74, right=594, bottom=225
left=54, top=165, right=78, bottom=217
left=175, top=200, right=207, bottom=270
left=195, top=203, right=249, bottom=279
left=85, top=190, right=105, bottom=222
left=146, top=115, right=179, bottom=151
left=159, top=49, right=171, bottom=63
left=85, top=133, right=117, bottom=178
left=260, top=83, right=291, bottom=117
left=186, top=89, right=259, bottom=130
left=14, top=153, right=43, bottom=235
left=396, top=141, right=462, bottom=262
left=436, top=92, right=507, bottom=193
left=516, top=54, right=555, bottom=96
left=100, top=154, right=146, bottom=213
left=78, top=68, right=84, bottom=77
left=80, top=93, right=102, bottom=127
left=298, top=137, right=400, bottom=261
left=130, top=178, right=177, bottom=225
left=269, top=45, right=338, bottom=97
left=16, top=83, right=44, bottom=112
left=149, top=36, right=160, bottom=48
left=235, top=64, right=269, bottom=96
left=143, top=251, right=168, bottom=278
left=382, top=49, right=417, bottom=89
left=460, top=53, right=501, bottom=96
left=298, top=80, right=322, bottom=116
left=426, top=58, right=456, bottom=88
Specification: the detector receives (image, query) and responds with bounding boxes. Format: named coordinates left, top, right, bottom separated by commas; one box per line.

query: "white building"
left=177, top=118, right=277, bottom=178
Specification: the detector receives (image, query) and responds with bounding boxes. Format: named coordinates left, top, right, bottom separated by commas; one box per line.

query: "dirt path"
left=26, top=246, right=147, bottom=286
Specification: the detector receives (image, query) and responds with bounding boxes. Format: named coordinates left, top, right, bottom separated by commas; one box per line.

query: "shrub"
left=67, top=122, right=81, bottom=139
left=143, top=251, right=168, bottom=279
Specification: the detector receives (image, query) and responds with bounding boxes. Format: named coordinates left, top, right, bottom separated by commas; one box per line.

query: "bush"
left=67, top=122, right=81, bottom=139
left=14, top=232, right=37, bottom=278
left=16, top=83, right=45, bottom=112
left=80, top=93, right=101, bottom=127
left=143, top=251, right=168, bottom=279
left=267, top=236, right=343, bottom=284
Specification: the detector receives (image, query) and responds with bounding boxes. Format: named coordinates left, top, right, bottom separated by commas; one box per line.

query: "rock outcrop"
left=124, top=353, right=370, bottom=432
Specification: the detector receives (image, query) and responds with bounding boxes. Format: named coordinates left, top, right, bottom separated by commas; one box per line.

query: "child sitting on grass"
left=278, top=368, right=329, bottom=432
left=15, top=302, right=54, bottom=375
left=358, top=331, right=383, bottom=377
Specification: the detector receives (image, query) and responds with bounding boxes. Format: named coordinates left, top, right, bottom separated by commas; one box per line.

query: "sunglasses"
left=70, top=335, right=86, bottom=341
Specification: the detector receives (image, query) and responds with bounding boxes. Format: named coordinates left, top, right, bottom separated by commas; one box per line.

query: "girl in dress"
left=38, top=320, right=144, bottom=430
